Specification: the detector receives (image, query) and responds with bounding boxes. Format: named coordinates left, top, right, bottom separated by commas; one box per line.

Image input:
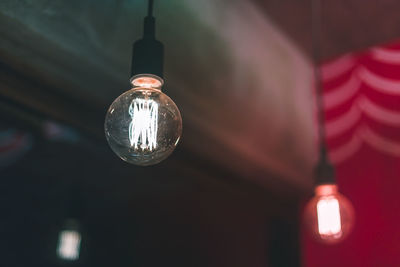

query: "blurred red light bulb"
left=303, top=184, right=355, bottom=244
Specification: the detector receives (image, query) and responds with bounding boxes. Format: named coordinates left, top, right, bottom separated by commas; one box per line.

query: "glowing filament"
left=129, top=98, right=158, bottom=151
left=317, top=197, right=342, bottom=236
left=57, top=230, right=81, bottom=261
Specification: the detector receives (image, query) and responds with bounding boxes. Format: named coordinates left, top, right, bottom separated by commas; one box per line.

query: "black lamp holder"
left=130, top=0, right=164, bottom=79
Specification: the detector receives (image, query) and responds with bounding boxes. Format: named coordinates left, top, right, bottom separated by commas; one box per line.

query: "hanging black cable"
left=311, top=0, right=335, bottom=185
left=148, top=0, right=154, bottom=17
left=131, top=0, right=164, bottom=79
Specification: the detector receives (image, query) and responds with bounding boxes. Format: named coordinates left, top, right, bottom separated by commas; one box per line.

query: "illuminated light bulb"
left=104, top=74, right=182, bottom=166
left=57, top=220, right=82, bottom=261
left=303, top=184, right=355, bottom=244
left=317, top=197, right=341, bottom=236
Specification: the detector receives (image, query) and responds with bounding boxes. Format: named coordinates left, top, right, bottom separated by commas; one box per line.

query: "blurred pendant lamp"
left=57, top=219, right=82, bottom=261
left=105, top=0, right=182, bottom=166
left=56, top=186, right=84, bottom=263
left=303, top=0, right=355, bottom=244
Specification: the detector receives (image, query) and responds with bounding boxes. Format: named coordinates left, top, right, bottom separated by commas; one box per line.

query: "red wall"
left=303, top=40, right=400, bottom=267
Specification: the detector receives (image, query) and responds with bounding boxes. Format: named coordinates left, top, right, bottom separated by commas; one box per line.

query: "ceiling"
left=1, top=0, right=400, bottom=199
left=255, top=0, right=400, bottom=60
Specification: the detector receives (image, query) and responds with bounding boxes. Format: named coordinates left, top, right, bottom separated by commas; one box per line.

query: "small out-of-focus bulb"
left=105, top=74, right=182, bottom=166
left=303, top=184, right=354, bottom=244
left=57, top=220, right=82, bottom=261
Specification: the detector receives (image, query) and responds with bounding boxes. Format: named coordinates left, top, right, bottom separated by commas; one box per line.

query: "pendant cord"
left=312, top=0, right=335, bottom=184
left=312, top=0, right=328, bottom=162
left=143, top=0, right=156, bottom=39
left=148, top=0, right=154, bottom=17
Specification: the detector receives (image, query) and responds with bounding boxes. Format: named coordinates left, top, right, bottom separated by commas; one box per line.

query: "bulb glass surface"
left=303, top=184, right=354, bottom=244
left=105, top=77, right=182, bottom=166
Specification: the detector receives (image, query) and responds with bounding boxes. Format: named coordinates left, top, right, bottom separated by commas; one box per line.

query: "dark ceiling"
left=256, top=0, right=400, bottom=60
left=2, top=0, right=400, bottom=200
left=0, top=0, right=319, bottom=193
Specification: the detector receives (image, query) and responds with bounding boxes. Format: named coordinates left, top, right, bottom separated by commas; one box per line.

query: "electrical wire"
left=148, top=0, right=154, bottom=17
left=312, top=0, right=328, bottom=162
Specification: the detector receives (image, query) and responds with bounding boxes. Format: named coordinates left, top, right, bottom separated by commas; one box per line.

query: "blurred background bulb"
left=303, top=184, right=355, bottom=244
left=105, top=74, right=182, bottom=166
left=57, top=219, right=82, bottom=261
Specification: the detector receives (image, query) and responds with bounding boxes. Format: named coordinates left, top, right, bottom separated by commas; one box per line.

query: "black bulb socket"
left=314, top=159, right=336, bottom=185
left=131, top=16, right=164, bottom=79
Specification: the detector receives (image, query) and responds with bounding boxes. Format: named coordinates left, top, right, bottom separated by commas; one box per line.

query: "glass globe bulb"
left=105, top=75, right=182, bottom=166
left=303, top=184, right=355, bottom=244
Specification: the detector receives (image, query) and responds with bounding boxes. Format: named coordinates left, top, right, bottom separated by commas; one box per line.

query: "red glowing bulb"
left=303, top=184, right=355, bottom=244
